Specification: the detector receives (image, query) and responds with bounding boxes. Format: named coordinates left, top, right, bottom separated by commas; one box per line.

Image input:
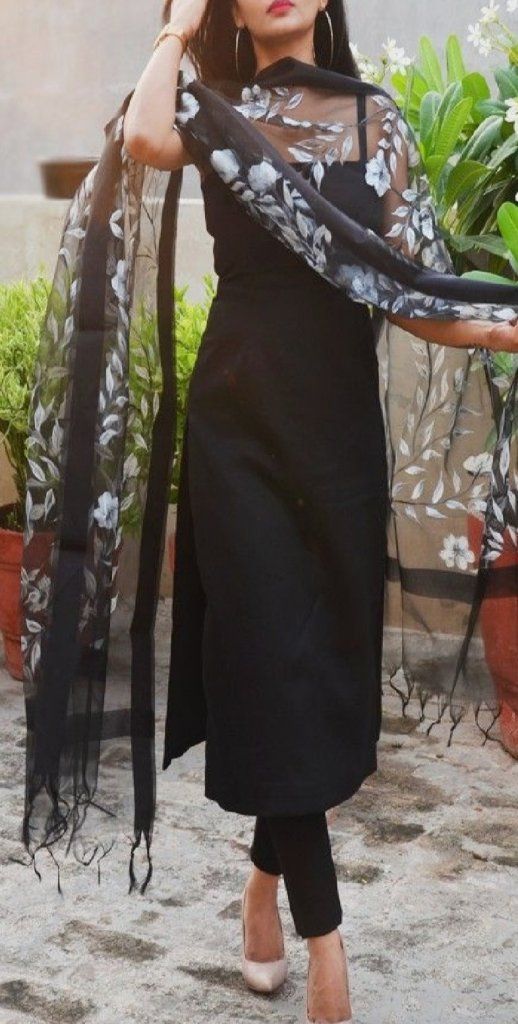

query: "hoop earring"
left=316, top=8, right=334, bottom=68
left=235, top=26, right=243, bottom=78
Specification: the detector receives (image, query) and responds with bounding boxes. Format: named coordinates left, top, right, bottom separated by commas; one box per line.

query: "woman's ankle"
left=307, top=926, right=342, bottom=954
left=247, top=863, right=281, bottom=895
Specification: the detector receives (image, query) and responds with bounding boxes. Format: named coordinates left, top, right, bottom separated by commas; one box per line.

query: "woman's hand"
left=166, top=0, right=209, bottom=40
left=485, top=318, right=518, bottom=353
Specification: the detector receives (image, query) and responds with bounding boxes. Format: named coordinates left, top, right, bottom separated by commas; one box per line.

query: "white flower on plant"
left=439, top=533, right=476, bottom=571
left=479, top=36, right=493, bottom=55
left=247, top=159, right=280, bottom=194
left=210, top=148, right=240, bottom=183
left=365, top=149, right=391, bottom=196
left=93, top=491, right=119, bottom=530
left=467, top=22, right=485, bottom=50
left=350, top=41, right=380, bottom=82
left=176, top=92, right=199, bottom=125
left=504, top=98, right=518, bottom=132
left=480, top=0, right=500, bottom=22
left=381, top=37, right=412, bottom=74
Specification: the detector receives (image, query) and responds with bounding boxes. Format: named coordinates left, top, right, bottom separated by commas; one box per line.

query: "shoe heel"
left=240, top=883, right=287, bottom=993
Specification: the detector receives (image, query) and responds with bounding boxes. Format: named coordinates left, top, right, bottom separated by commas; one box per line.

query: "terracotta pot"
left=468, top=513, right=518, bottom=757
left=39, top=158, right=98, bottom=199
left=0, top=525, right=24, bottom=680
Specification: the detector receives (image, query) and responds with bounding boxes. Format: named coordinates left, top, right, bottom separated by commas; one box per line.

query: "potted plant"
left=39, top=157, right=99, bottom=199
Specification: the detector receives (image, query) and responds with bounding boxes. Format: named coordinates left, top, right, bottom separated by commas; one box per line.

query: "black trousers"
left=249, top=812, right=343, bottom=938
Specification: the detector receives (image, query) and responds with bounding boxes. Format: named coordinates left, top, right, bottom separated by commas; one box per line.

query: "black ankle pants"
left=249, top=812, right=342, bottom=939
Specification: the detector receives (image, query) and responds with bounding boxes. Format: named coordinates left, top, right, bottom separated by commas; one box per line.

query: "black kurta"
left=162, top=101, right=389, bottom=814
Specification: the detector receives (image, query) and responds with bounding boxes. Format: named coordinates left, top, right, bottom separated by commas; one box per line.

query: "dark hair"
left=161, top=1, right=359, bottom=85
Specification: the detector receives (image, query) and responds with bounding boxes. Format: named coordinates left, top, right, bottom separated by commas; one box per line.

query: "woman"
left=19, top=1, right=517, bottom=1022
left=119, top=2, right=518, bottom=1022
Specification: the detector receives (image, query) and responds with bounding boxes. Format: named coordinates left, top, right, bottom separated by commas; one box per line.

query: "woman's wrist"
left=153, top=21, right=191, bottom=54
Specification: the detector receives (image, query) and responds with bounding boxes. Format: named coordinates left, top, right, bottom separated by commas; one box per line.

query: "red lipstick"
left=267, top=0, right=294, bottom=13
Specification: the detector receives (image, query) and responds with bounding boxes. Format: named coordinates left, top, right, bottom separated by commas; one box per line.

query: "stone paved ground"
left=1, top=601, right=517, bottom=1024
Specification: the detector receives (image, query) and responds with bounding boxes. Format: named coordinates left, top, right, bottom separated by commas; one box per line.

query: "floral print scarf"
left=19, top=57, right=518, bottom=892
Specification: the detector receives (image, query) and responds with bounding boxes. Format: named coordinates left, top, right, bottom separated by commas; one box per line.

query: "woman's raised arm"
left=123, top=0, right=207, bottom=171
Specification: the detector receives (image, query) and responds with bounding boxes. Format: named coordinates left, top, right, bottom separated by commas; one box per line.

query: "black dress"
left=162, top=93, right=389, bottom=816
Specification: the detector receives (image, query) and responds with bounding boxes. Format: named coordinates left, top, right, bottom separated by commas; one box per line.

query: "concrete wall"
left=0, top=195, right=213, bottom=301
left=0, top=1, right=502, bottom=195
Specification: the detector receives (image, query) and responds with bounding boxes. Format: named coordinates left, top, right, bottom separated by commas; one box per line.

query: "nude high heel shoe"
left=240, top=883, right=288, bottom=993
left=305, top=930, right=353, bottom=1024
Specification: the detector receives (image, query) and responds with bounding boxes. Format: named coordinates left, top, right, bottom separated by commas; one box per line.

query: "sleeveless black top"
left=200, top=92, right=384, bottom=284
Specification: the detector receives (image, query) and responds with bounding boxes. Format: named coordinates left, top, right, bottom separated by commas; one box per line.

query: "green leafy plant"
left=390, top=34, right=518, bottom=284
left=0, top=276, right=51, bottom=531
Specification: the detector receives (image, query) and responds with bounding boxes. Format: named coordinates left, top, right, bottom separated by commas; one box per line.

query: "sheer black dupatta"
left=21, top=93, right=184, bottom=891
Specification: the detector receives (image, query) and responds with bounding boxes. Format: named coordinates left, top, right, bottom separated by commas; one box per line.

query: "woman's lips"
left=267, top=0, right=294, bottom=13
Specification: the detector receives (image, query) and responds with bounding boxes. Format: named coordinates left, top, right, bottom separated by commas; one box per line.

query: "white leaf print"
left=340, top=135, right=353, bottom=161
left=404, top=506, right=420, bottom=521
left=28, top=459, right=46, bottom=483
left=431, top=477, right=444, bottom=504
left=288, top=147, right=313, bottom=163
left=499, top=444, right=510, bottom=479
left=312, top=161, right=325, bottom=189
left=285, top=92, right=303, bottom=110
left=385, top=223, right=403, bottom=238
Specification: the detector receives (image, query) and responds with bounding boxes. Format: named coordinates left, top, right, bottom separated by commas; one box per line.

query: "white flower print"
left=210, top=149, right=240, bottom=183
left=93, top=492, right=119, bottom=530
left=248, top=160, right=280, bottom=194
left=25, top=575, right=51, bottom=614
left=176, top=92, right=200, bottom=125
left=439, top=534, right=476, bottom=571
left=235, top=84, right=272, bottom=121
left=365, top=149, right=391, bottom=197
left=463, top=452, right=493, bottom=475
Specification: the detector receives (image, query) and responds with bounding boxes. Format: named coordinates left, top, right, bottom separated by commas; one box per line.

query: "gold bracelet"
left=153, top=24, right=188, bottom=54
